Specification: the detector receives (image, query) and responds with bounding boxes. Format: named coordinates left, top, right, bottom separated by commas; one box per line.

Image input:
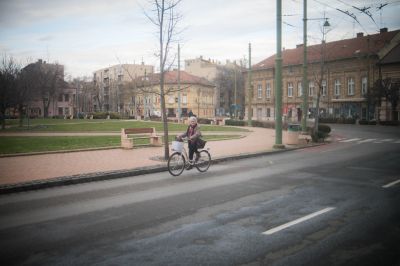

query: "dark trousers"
left=188, top=141, right=198, bottom=160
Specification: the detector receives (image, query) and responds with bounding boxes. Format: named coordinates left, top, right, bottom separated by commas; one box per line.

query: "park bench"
left=121, top=128, right=162, bottom=149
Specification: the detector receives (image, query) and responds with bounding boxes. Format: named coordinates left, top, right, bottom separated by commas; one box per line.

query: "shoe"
left=186, top=164, right=193, bottom=170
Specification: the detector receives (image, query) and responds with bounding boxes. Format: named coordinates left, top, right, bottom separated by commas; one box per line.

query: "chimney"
left=38, top=59, right=42, bottom=64
left=357, top=32, right=364, bottom=38
left=380, top=27, right=388, bottom=33
left=296, top=44, right=303, bottom=48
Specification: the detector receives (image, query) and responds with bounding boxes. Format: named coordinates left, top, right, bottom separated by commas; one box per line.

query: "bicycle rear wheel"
left=196, top=150, right=211, bottom=172
left=168, top=152, right=185, bottom=176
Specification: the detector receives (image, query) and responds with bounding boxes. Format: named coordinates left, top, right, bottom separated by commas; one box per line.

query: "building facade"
left=93, top=63, right=154, bottom=113
left=129, top=70, right=216, bottom=119
left=185, top=57, right=245, bottom=117
left=245, top=28, right=400, bottom=123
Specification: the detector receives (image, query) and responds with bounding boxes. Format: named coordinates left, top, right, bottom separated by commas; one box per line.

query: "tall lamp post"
left=314, top=18, right=330, bottom=136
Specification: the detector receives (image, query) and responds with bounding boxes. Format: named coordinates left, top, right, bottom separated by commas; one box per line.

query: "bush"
left=359, top=119, right=368, bottom=125
left=319, top=117, right=337, bottom=123
left=379, top=120, right=399, bottom=126
left=197, top=118, right=212, bottom=124
left=91, top=112, right=108, bottom=119
left=109, top=112, right=121, bottom=119
left=318, top=124, right=331, bottom=134
left=312, top=131, right=328, bottom=143
left=225, top=119, right=246, bottom=126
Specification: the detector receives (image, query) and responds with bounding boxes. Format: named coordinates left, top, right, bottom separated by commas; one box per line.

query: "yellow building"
left=245, top=28, right=400, bottom=122
left=130, top=70, right=216, bottom=119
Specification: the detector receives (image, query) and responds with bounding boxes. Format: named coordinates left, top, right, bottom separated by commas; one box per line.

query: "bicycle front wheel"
left=168, top=152, right=186, bottom=176
left=196, top=150, right=211, bottom=172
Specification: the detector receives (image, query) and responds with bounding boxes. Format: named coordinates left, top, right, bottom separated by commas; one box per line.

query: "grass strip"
left=0, top=135, right=242, bottom=155
left=4, top=119, right=248, bottom=132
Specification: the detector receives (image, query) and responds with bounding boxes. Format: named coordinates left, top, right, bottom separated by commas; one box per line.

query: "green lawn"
left=0, top=135, right=242, bottom=155
left=4, top=119, right=248, bottom=132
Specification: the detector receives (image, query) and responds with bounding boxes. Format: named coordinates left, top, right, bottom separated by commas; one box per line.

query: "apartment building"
left=93, top=63, right=154, bottom=112
left=185, top=57, right=245, bottom=117
left=130, top=70, right=216, bottom=119
left=245, top=28, right=400, bottom=122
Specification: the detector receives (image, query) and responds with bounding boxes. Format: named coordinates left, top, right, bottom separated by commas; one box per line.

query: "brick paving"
left=0, top=127, right=294, bottom=186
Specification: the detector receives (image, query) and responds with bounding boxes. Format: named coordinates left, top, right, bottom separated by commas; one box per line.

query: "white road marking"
left=357, top=138, right=376, bottom=144
left=262, top=207, right=335, bottom=235
left=395, top=140, right=400, bottom=143
left=340, top=138, right=361, bottom=143
left=381, top=139, right=394, bottom=142
left=382, top=179, right=400, bottom=188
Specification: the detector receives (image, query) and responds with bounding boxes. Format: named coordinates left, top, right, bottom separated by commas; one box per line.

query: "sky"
left=1, top=0, right=400, bottom=79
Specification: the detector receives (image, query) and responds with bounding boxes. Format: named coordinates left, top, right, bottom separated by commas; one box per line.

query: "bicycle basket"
left=172, top=141, right=184, bottom=152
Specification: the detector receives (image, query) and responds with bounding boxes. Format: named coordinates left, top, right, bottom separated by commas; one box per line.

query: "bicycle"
left=167, top=138, right=211, bottom=176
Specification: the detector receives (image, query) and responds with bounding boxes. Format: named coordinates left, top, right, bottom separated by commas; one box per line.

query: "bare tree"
left=24, top=60, right=65, bottom=117
left=214, top=65, right=245, bottom=118
left=0, top=55, right=20, bottom=129
left=144, top=0, right=183, bottom=160
left=368, top=78, right=400, bottom=122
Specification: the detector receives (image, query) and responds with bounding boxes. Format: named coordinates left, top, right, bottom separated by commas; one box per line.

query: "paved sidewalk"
left=0, top=127, right=307, bottom=191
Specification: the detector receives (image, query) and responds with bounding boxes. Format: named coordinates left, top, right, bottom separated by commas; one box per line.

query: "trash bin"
left=286, top=124, right=300, bottom=144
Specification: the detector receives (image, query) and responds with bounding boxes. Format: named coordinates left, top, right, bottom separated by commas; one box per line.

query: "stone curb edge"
left=0, top=143, right=323, bottom=195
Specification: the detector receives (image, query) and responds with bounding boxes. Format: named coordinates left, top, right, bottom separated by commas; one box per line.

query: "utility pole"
left=274, top=0, right=284, bottom=148
left=247, top=43, right=253, bottom=126
left=301, top=0, right=309, bottom=133
left=177, top=43, right=181, bottom=123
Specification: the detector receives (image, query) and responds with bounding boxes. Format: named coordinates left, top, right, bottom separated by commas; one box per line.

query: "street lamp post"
left=314, top=18, right=330, bottom=136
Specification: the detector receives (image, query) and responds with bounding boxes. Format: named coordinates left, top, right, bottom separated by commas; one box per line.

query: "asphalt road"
left=0, top=124, right=399, bottom=266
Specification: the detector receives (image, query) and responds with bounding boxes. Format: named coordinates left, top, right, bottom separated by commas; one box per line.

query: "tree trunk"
left=0, top=109, right=5, bottom=130
left=18, top=105, right=24, bottom=127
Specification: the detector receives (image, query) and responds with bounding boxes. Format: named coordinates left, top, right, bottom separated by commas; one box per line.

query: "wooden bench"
left=121, top=128, right=162, bottom=149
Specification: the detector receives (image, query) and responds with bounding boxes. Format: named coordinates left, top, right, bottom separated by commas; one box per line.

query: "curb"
left=0, top=143, right=323, bottom=195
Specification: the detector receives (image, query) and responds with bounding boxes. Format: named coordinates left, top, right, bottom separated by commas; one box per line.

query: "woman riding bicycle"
left=177, top=116, right=201, bottom=164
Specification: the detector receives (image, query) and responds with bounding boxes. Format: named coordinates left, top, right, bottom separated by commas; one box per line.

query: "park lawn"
left=0, top=135, right=242, bottom=155
left=4, top=119, right=248, bottom=132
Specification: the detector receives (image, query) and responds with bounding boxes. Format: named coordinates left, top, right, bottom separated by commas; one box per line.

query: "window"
left=361, top=77, right=368, bottom=95
left=348, top=77, right=355, bottom=95
left=309, top=81, right=315, bottom=96
left=257, top=84, right=262, bottom=98
left=58, top=107, right=63, bottom=115
left=168, top=95, right=174, bottom=104
left=266, top=83, right=271, bottom=98
left=322, top=80, right=327, bottom=96
left=266, top=108, right=271, bottom=117
left=182, top=94, right=187, bottom=104
left=334, top=79, right=341, bottom=96
left=287, top=82, right=293, bottom=97
left=297, top=82, right=302, bottom=97
left=65, top=94, right=69, bottom=101
left=58, top=94, right=63, bottom=102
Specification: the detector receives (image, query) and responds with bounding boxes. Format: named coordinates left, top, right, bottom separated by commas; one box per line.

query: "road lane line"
left=381, top=139, right=394, bottom=142
left=382, top=179, right=400, bottom=188
left=262, top=207, right=335, bottom=235
left=340, top=138, right=361, bottom=143
left=357, top=138, right=376, bottom=144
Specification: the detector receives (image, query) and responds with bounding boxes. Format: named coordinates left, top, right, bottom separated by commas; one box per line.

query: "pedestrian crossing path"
left=337, top=137, right=400, bottom=144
